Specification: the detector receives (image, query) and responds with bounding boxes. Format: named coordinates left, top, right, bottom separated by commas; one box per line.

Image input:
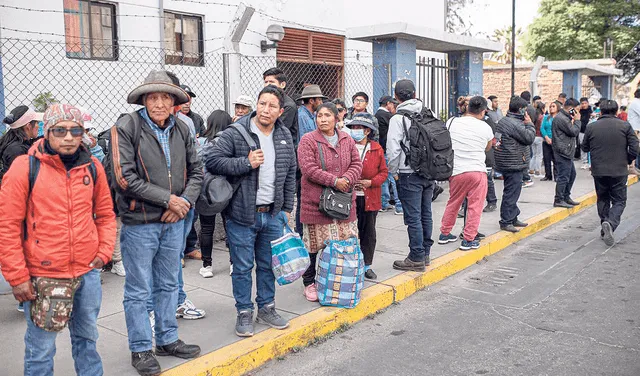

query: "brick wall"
left=483, top=65, right=564, bottom=109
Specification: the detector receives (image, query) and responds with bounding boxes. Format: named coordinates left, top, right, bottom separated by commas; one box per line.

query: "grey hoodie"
left=386, top=98, right=424, bottom=175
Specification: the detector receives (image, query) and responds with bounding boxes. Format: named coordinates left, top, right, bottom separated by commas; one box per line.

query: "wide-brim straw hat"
left=298, top=84, right=328, bottom=100
left=127, top=70, right=190, bottom=106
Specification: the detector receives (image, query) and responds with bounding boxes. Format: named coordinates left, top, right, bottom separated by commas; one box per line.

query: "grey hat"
left=298, top=84, right=328, bottom=100
left=127, top=70, right=190, bottom=106
left=346, top=112, right=378, bottom=132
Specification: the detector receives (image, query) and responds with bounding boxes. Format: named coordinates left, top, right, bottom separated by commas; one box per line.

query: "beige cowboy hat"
left=127, top=70, right=190, bottom=106
left=298, top=84, right=328, bottom=100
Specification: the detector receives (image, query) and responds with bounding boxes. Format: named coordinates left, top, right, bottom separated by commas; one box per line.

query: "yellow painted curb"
left=163, top=175, right=638, bottom=376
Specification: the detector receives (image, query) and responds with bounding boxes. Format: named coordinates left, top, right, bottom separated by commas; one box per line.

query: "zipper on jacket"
left=66, top=171, right=75, bottom=276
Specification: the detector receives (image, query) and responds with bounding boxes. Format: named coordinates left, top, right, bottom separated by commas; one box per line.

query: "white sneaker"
left=149, top=311, right=155, bottom=336
left=199, top=265, right=213, bottom=278
left=111, top=261, right=126, bottom=277
left=176, top=299, right=206, bottom=320
left=229, top=264, right=233, bottom=276
left=580, top=164, right=591, bottom=170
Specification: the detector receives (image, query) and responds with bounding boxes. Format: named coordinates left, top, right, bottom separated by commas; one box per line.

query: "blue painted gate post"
left=447, top=50, right=483, bottom=118
left=372, top=38, right=416, bottom=101
left=562, top=70, right=582, bottom=99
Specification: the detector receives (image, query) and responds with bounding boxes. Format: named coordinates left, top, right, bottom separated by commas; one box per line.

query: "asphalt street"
left=255, top=188, right=640, bottom=376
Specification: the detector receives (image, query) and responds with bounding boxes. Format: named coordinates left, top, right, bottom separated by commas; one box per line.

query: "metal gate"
left=416, top=56, right=458, bottom=121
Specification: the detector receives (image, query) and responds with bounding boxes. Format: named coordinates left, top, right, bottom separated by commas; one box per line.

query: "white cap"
left=232, top=95, right=254, bottom=109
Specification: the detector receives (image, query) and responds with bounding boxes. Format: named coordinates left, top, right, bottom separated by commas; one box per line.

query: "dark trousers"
left=486, top=168, right=497, bottom=204
left=499, top=170, right=523, bottom=226
left=302, top=253, right=318, bottom=287
left=594, top=176, right=628, bottom=231
left=542, top=142, right=556, bottom=180
left=185, top=210, right=199, bottom=253
left=295, top=178, right=302, bottom=234
left=397, top=173, right=434, bottom=262
left=356, top=196, right=378, bottom=266
left=554, top=155, right=576, bottom=203
left=199, top=213, right=229, bottom=267
left=574, top=135, right=581, bottom=159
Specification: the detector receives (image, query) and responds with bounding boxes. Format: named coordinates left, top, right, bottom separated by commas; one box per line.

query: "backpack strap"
left=397, top=112, right=413, bottom=166
left=230, top=123, right=257, bottom=150
left=28, top=155, right=40, bottom=198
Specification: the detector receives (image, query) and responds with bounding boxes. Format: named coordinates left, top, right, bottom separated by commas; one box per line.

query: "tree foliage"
left=491, top=26, right=524, bottom=64
left=525, top=0, right=640, bottom=82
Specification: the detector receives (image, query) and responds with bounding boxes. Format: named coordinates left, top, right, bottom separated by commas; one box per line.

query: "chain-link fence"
left=0, top=38, right=224, bottom=132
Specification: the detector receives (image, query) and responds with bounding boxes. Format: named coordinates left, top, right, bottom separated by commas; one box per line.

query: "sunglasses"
left=49, top=127, right=85, bottom=138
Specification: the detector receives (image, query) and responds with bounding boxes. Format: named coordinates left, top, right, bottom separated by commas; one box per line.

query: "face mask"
left=350, top=129, right=366, bottom=142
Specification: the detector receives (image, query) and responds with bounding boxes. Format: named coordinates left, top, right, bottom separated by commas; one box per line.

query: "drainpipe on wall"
left=529, top=56, right=545, bottom=97
left=222, top=3, right=254, bottom=114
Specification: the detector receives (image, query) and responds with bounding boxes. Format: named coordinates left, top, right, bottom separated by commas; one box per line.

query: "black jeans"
left=302, top=253, right=318, bottom=287
left=542, top=142, right=556, bottom=180
left=594, top=176, right=628, bottom=231
left=554, top=155, right=576, bottom=203
left=185, top=210, right=199, bottom=253
left=199, top=213, right=229, bottom=267
left=499, top=170, right=523, bottom=227
left=356, top=196, right=378, bottom=266
left=486, top=168, right=497, bottom=205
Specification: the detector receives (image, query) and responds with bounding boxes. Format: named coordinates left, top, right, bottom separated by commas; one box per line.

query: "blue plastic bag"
left=316, top=237, right=365, bottom=309
left=271, top=225, right=310, bottom=286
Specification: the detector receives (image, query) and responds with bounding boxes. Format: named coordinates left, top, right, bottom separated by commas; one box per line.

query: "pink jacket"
left=298, top=129, right=363, bottom=225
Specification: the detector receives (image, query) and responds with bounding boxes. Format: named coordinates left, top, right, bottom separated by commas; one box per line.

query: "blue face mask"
left=350, top=129, right=366, bottom=142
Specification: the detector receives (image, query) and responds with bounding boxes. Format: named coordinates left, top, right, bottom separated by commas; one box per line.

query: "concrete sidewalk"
left=0, top=166, right=632, bottom=376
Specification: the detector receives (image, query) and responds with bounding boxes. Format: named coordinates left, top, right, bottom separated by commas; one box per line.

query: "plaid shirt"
left=139, top=108, right=175, bottom=170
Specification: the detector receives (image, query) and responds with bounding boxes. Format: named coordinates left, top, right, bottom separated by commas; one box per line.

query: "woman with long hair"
left=540, top=101, right=561, bottom=181
left=0, top=105, right=42, bottom=182
left=529, top=101, right=546, bottom=177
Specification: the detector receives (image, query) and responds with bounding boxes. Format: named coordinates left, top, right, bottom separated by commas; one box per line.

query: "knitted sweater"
left=298, top=129, right=363, bottom=225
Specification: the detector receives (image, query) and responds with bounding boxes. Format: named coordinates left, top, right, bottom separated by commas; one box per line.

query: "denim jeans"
left=397, top=173, right=434, bottom=262
left=23, top=269, right=103, bottom=376
left=554, top=155, right=576, bottom=203
left=184, top=208, right=199, bottom=254
left=121, top=220, right=183, bottom=352
left=226, top=211, right=286, bottom=311
left=381, top=158, right=402, bottom=210
left=499, top=170, right=524, bottom=227
left=178, top=208, right=195, bottom=306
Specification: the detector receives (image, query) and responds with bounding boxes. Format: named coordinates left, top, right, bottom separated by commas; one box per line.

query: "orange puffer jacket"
left=0, top=139, right=116, bottom=287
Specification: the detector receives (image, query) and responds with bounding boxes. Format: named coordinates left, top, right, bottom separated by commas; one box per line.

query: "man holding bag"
left=206, top=86, right=296, bottom=337
left=0, top=103, right=116, bottom=376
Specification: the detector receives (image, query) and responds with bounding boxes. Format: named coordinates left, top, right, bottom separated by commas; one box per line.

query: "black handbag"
left=317, top=142, right=352, bottom=220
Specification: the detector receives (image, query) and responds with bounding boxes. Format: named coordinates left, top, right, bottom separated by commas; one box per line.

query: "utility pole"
left=510, top=0, right=516, bottom=97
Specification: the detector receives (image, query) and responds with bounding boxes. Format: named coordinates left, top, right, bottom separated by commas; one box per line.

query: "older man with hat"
left=297, top=84, right=327, bottom=139
left=232, top=94, right=254, bottom=122
left=347, top=112, right=388, bottom=280
left=110, top=70, right=203, bottom=376
left=179, top=84, right=206, bottom=137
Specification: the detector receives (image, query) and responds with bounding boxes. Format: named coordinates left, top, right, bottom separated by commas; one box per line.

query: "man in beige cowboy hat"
left=297, top=84, right=327, bottom=139
left=110, top=69, right=203, bottom=376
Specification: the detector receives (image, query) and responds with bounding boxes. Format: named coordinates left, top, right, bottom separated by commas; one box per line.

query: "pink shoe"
left=303, top=284, right=319, bottom=302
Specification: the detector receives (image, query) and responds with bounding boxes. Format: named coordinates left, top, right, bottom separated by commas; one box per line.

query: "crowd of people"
left=0, top=66, right=638, bottom=376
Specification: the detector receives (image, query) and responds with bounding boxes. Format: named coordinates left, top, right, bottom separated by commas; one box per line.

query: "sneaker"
left=553, top=201, right=573, bottom=209
left=438, top=233, right=458, bottom=244
left=199, top=265, right=214, bottom=278
left=229, top=264, right=233, bottom=276
left=500, top=224, right=520, bottom=233
left=394, top=207, right=404, bottom=216
left=580, top=164, right=590, bottom=170
left=432, top=185, right=444, bottom=202
left=457, top=207, right=465, bottom=218
left=235, top=310, right=254, bottom=337
left=458, top=232, right=485, bottom=240
left=483, top=203, right=497, bottom=213
left=601, top=221, right=614, bottom=247
left=131, top=350, right=161, bottom=376
left=181, top=259, right=185, bottom=268
left=17, top=302, right=24, bottom=312
left=184, top=250, right=202, bottom=260
left=513, top=220, right=528, bottom=228
left=111, top=261, right=126, bottom=277
left=364, top=269, right=378, bottom=280
left=176, top=299, right=206, bottom=320
left=522, top=180, right=534, bottom=188
left=256, top=302, right=289, bottom=330
left=303, top=284, right=319, bottom=302
left=149, top=311, right=155, bottom=336
left=392, top=257, right=426, bottom=272
left=566, top=198, right=580, bottom=206
left=379, top=205, right=394, bottom=212
left=156, top=339, right=201, bottom=359
left=460, top=239, right=480, bottom=251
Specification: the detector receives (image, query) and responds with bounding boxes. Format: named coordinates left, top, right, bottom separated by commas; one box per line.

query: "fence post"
left=222, top=4, right=254, bottom=113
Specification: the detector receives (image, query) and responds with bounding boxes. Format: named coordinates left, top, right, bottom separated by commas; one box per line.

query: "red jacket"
left=357, top=141, right=388, bottom=211
left=0, top=139, right=116, bottom=287
left=298, top=129, right=363, bottom=225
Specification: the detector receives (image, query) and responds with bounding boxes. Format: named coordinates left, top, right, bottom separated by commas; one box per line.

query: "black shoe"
left=540, top=177, right=552, bottom=182
left=393, top=257, right=426, bottom=272
left=131, top=351, right=161, bottom=376
left=513, top=220, right=528, bottom=228
left=365, top=269, right=378, bottom=280
left=500, top=224, right=520, bottom=233
left=554, top=201, right=573, bottom=208
left=566, top=198, right=580, bottom=206
left=459, top=232, right=485, bottom=240
left=156, top=339, right=201, bottom=359
left=432, top=185, right=444, bottom=202
left=483, top=203, right=497, bottom=213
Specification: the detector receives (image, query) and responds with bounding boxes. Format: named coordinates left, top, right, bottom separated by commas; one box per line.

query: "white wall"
left=1, top=0, right=446, bottom=129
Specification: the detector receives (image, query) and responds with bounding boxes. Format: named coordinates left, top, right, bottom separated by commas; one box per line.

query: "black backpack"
left=397, top=107, right=454, bottom=181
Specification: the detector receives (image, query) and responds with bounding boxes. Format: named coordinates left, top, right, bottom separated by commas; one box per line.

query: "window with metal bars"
left=164, top=11, right=204, bottom=67
left=63, top=0, right=118, bottom=61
